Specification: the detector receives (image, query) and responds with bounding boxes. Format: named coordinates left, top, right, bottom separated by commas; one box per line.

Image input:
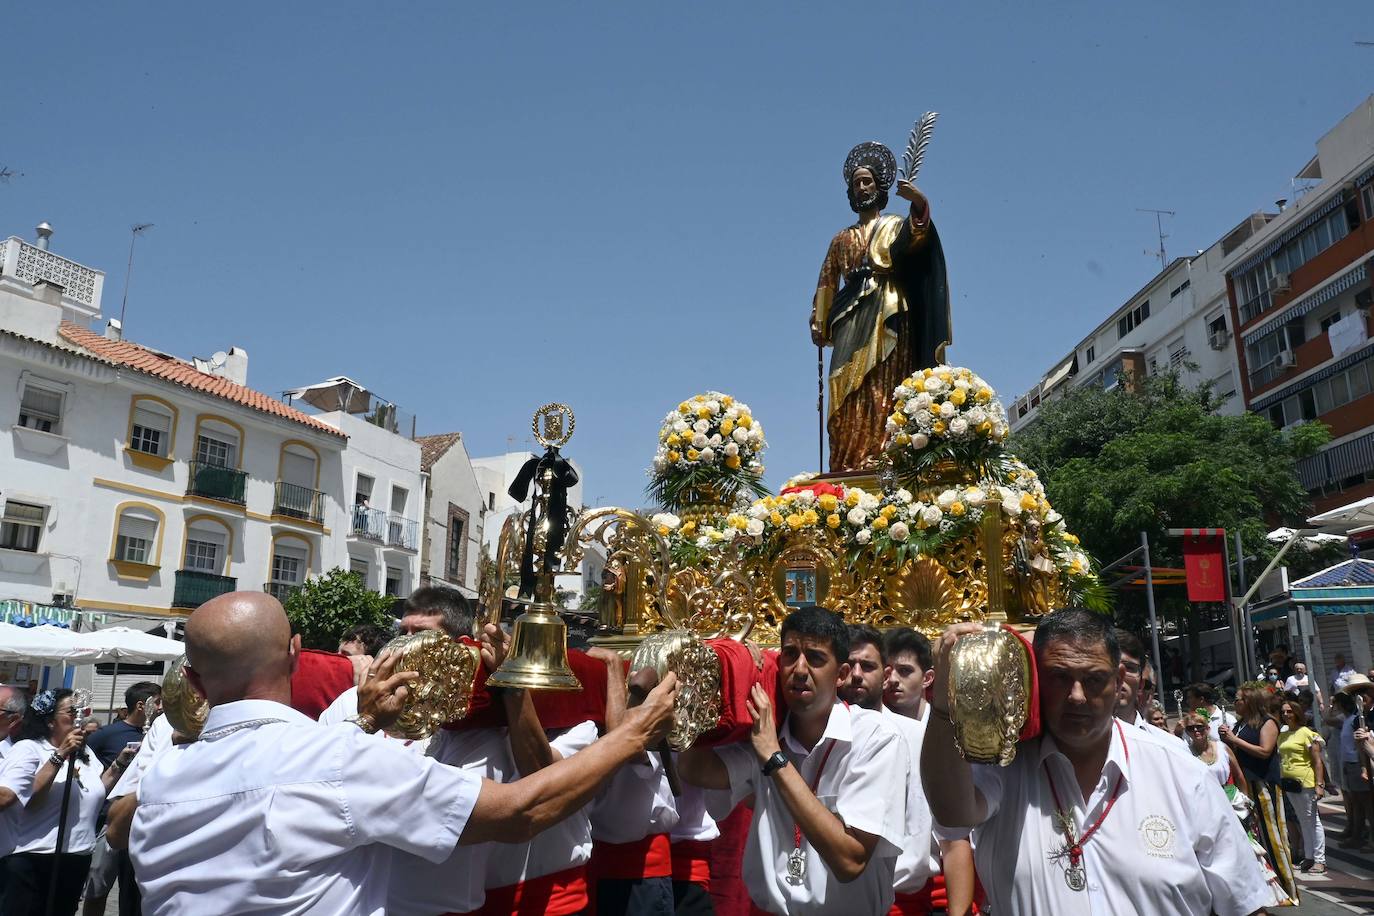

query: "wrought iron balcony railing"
left=274, top=481, right=325, bottom=525
left=351, top=505, right=387, bottom=541
left=386, top=515, right=419, bottom=551
left=173, top=570, right=237, bottom=609
left=187, top=461, right=248, bottom=505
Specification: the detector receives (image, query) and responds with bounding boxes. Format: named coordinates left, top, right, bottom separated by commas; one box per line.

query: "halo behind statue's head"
left=843, top=141, right=896, bottom=191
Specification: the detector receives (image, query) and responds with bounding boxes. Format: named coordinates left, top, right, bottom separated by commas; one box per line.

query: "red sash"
left=587, top=833, right=673, bottom=881
left=888, top=873, right=988, bottom=915
left=454, top=865, right=588, bottom=916
left=670, top=838, right=712, bottom=890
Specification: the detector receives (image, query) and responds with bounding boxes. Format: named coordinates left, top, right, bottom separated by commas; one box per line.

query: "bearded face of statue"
left=847, top=167, right=888, bottom=214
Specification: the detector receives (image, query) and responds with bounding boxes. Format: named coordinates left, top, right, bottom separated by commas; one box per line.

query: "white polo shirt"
left=318, top=686, right=433, bottom=756
left=466, top=721, right=600, bottom=890
left=968, top=720, right=1271, bottom=915
left=0, top=734, right=16, bottom=857
left=669, top=780, right=721, bottom=844
left=590, top=750, right=679, bottom=843
left=130, top=699, right=482, bottom=916
left=110, top=713, right=173, bottom=799
left=1127, top=711, right=1195, bottom=759
left=707, top=702, right=907, bottom=915
left=882, top=705, right=938, bottom=894
left=0, top=739, right=107, bottom=854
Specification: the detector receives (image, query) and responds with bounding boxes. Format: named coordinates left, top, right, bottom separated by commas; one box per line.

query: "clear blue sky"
left=4, top=4, right=1371, bottom=508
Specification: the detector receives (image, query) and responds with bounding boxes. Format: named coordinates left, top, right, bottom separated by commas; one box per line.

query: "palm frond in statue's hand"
left=899, top=111, right=939, bottom=183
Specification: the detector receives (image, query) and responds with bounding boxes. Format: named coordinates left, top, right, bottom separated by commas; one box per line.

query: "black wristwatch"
left=761, top=751, right=790, bottom=777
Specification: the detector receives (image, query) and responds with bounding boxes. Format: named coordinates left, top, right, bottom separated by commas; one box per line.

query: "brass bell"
left=487, top=600, right=582, bottom=691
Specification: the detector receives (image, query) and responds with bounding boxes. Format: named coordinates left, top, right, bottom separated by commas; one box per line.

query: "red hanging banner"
left=1181, top=530, right=1226, bottom=603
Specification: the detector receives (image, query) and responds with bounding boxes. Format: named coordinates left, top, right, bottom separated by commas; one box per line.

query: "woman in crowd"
left=1182, top=709, right=1245, bottom=789
left=1278, top=698, right=1327, bottom=874
left=1147, top=702, right=1168, bottom=731
left=0, top=689, right=134, bottom=916
left=1325, top=691, right=1356, bottom=835
left=1221, top=682, right=1298, bottom=903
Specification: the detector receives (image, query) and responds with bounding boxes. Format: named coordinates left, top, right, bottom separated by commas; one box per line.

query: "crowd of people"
left=0, top=588, right=1363, bottom=915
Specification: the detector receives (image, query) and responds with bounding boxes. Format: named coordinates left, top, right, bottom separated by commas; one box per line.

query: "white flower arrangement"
left=884, top=365, right=1010, bottom=472
left=648, top=391, right=768, bottom=512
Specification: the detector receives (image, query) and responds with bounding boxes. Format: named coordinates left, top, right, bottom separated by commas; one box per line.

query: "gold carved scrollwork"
left=630, top=630, right=724, bottom=750
left=483, top=512, right=526, bottom=626
left=564, top=507, right=672, bottom=635
left=665, top=556, right=757, bottom=642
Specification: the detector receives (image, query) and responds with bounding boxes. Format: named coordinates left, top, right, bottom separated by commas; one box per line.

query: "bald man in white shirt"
left=129, top=592, right=676, bottom=916
left=922, top=609, right=1270, bottom=916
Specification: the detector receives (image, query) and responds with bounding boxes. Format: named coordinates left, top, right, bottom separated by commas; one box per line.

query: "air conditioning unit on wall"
left=1276, top=350, right=1297, bottom=369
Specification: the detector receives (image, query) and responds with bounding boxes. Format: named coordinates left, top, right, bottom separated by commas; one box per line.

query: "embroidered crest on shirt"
left=1138, top=815, right=1177, bottom=858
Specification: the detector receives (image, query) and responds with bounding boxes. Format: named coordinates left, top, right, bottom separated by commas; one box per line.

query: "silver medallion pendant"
left=785, top=848, right=806, bottom=885
left=1065, top=862, right=1087, bottom=892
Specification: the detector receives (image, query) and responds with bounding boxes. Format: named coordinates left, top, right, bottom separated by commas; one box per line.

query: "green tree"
left=283, top=567, right=395, bottom=651
left=1011, top=372, right=1329, bottom=645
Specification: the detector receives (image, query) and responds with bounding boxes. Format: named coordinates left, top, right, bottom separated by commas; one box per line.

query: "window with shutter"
left=18, top=385, right=63, bottom=434
left=0, top=502, right=45, bottom=552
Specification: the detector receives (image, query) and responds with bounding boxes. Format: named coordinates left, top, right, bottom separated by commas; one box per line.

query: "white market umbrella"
left=70, top=626, right=185, bottom=721
left=71, top=627, right=184, bottom=663
left=0, top=622, right=100, bottom=663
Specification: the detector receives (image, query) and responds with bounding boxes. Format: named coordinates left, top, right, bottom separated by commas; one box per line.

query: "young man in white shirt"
left=922, top=608, right=1271, bottom=916
left=1115, top=629, right=1190, bottom=758
left=128, top=591, right=677, bottom=916
left=679, top=605, right=907, bottom=915
left=880, top=627, right=980, bottom=916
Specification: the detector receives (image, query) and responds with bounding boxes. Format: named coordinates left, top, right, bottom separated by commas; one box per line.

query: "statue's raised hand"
left=895, top=180, right=928, bottom=212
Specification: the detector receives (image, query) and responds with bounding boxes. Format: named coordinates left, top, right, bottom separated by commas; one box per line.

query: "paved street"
left=1284, top=796, right=1374, bottom=914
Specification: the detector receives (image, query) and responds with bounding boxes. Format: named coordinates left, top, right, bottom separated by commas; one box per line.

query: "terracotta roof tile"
left=58, top=321, right=345, bottom=438
left=415, top=432, right=462, bottom=470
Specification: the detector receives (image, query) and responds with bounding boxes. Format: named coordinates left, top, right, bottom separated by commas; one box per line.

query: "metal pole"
left=816, top=346, right=825, bottom=472
left=44, top=754, right=78, bottom=916
left=1141, top=531, right=1164, bottom=693
left=106, top=658, right=119, bottom=724
left=1221, top=533, right=1247, bottom=683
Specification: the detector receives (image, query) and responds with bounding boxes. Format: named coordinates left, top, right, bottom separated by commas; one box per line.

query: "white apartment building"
left=0, top=227, right=422, bottom=626
left=473, top=450, right=604, bottom=603
left=1009, top=216, right=1265, bottom=432
left=282, top=377, right=424, bottom=600
left=416, top=432, right=486, bottom=599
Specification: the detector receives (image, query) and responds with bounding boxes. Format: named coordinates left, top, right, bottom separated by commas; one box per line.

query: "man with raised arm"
left=128, top=591, right=676, bottom=916
left=921, top=608, right=1271, bottom=915
left=679, top=606, right=907, bottom=915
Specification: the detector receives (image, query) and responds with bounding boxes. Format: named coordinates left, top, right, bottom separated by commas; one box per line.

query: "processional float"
left=156, top=117, right=1101, bottom=768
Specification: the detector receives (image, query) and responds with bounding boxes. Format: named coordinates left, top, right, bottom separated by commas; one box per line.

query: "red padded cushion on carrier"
left=444, top=647, right=614, bottom=732
left=693, top=639, right=780, bottom=747
left=1005, top=624, right=1041, bottom=741
left=290, top=648, right=357, bottom=720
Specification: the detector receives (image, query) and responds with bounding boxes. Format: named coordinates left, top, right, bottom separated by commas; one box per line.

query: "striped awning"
left=1251, top=342, right=1374, bottom=412
left=1242, top=262, right=1368, bottom=345
left=1297, top=431, right=1374, bottom=490
left=1357, top=164, right=1374, bottom=189
left=1231, top=194, right=1347, bottom=278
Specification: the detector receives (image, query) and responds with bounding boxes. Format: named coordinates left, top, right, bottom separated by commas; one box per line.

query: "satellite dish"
left=210, top=351, right=228, bottom=369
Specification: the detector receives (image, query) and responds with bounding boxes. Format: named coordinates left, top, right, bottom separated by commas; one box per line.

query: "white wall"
left=422, top=437, right=485, bottom=598
left=319, top=411, right=423, bottom=598
left=0, top=323, right=345, bottom=619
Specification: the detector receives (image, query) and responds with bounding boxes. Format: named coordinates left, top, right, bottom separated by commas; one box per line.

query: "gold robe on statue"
left=811, top=211, right=950, bottom=471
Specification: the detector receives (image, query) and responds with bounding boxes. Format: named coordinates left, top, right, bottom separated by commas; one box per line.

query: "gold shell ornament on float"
left=162, top=654, right=209, bottom=740
left=380, top=630, right=481, bottom=740
left=630, top=630, right=723, bottom=751
left=946, top=622, right=1031, bottom=765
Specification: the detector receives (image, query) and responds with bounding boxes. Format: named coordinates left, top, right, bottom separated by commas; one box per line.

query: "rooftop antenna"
left=1137, top=208, right=1175, bottom=270
left=118, top=223, right=155, bottom=333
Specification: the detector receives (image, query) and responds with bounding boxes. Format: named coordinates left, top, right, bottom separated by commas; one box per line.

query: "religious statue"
left=810, top=139, right=951, bottom=471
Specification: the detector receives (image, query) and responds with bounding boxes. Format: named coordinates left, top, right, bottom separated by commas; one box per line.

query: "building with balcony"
left=282, top=377, right=423, bottom=598
left=0, top=225, right=349, bottom=622
left=1008, top=217, right=1259, bottom=434
left=1223, top=96, right=1374, bottom=514
left=415, top=432, right=486, bottom=599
